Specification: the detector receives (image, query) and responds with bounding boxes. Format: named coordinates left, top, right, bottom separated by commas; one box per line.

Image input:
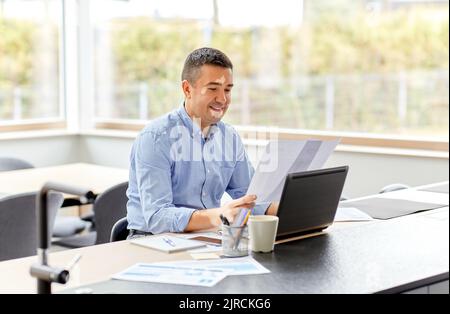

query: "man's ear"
left=182, top=80, right=192, bottom=99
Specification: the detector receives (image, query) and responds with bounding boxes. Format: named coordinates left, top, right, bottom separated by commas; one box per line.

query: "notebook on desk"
left=130, top=235, right=206, bottom=253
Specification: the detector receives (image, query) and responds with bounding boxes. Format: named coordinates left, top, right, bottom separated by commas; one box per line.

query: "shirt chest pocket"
left=218, top=161, right=236, bottom=187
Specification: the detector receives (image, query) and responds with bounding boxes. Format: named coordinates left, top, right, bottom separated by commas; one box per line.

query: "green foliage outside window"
left=0, top=6, right=448, bottom=136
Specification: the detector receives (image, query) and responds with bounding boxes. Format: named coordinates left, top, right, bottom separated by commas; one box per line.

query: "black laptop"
left=276, top=166, right=349, bottom=241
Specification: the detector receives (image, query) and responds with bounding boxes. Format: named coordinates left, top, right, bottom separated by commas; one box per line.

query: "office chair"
left=379, top=183, right=410, bottom=194
left=0, top=157, right=90, bottom=239
left=110, top=217, right=129, bottom=242
left=53, top=182, right=129, bottom=248
left=52, top=216, right=90, bottom=237
left=0, top=157, right=34, bottom=171
left=0, top=192, right=63, bottom=261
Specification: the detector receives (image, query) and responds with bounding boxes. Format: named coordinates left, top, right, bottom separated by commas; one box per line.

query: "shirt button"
left=202, top=192, right=206, bottom=197
left=207, top=169, right=210, bottom=173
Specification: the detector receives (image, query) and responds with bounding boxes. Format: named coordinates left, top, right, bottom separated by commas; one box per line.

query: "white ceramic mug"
left=248, top=215, right=279, bottom=253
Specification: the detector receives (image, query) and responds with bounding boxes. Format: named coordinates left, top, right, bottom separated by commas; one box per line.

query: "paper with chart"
left=112, top=263, right=229, bottom=287
left=247, top=139, right=340, bottom=203
left=157, top=256, right=270, bottom=276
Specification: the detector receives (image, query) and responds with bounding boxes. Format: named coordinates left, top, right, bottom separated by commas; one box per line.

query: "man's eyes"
left=207, top=88, right=232, bottom=92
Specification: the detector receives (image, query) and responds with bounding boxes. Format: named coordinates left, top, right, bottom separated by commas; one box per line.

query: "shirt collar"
left=177, top=104, right=219, bottom=141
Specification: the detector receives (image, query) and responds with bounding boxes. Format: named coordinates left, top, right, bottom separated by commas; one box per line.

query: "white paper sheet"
left=112, top=263, right=229, bottom=287
left=334, top=207, right=375, bottom=222
left=377, top=190, right=449, bottom=206
left=157, top=256, right=270, bottom=276
left=247, top=139, right=340, bottom=203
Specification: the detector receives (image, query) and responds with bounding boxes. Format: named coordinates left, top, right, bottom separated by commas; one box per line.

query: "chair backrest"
left=379, top=183, right=411, bottom=194
left=110, top=217, right=129, bottom=242
left=0, top=157, right=34, bottom=172
left=93, top=182, right=128, bottom=244
left=0, top=192, right=63, bottom=261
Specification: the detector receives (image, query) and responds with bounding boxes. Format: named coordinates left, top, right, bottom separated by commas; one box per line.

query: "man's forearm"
left=184, top=208, right=220, bottom=232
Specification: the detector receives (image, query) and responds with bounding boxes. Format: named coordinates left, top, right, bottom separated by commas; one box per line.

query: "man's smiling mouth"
left=209, top=105, right=224, bottom=112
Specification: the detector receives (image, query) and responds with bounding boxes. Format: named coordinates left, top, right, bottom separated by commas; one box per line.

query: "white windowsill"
left=81, top=129, right=450, bottom=159
left=1, top=129, right=448, bottom=159
left=0, top=129, right=78, bottom=141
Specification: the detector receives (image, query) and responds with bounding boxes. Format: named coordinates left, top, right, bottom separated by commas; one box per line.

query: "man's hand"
left=218, top=194, right=257, bottom=226
left=184, top=194, right=257, bottom=232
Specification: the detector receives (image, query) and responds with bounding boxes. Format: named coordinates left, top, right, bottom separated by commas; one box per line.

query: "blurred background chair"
left=0, top=192, right=63, bottom=261
left=110, top=217, right=129, bottom=242
left=52, top=216, right=90, bottom=238
left=0, top=157, right=91, bottom=240
left=0, top=157, right=34, bottom=171
left=379, top=183, right=411, bottom=194
left=53, top=181, right=128, bottom=248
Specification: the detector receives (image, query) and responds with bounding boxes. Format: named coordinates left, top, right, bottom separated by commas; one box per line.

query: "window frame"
left=0, top=0, right=69, bottom=132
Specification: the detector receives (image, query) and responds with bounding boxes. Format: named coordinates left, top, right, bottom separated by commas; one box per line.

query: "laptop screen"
left=276, top=166, right=348, bottom=240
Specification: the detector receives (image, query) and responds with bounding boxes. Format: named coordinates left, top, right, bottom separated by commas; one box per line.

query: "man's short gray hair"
left=181, top=47, right=233, bottom=85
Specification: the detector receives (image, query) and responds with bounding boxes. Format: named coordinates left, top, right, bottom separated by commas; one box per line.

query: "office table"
left=0, top=183, right=448, bottom=294
left=0, top=163, right=128, bottom=204
left=63, top=207, right=449, bottom=294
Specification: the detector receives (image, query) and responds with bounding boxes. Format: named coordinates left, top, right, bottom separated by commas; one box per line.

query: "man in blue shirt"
left=126, top=47, right=276, bottom=238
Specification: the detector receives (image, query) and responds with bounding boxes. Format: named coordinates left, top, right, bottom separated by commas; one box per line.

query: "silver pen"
left=162, top=237, right=176, bottom=247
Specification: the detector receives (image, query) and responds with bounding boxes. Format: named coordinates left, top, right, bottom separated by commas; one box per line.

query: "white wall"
left=78, top=134, right=132, bottom=168
left=325, top=150, right=448, bottom=198
left=0, top=134, right=80, bottom=167
left=1, top=133, right=448, bottom=198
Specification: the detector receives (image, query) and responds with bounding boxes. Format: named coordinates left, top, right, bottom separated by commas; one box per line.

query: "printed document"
left=247, top=139, right=339, bottom=203
left=157, top=256, right=270, bottom=276
left=112, top=263, right=229, bottom=287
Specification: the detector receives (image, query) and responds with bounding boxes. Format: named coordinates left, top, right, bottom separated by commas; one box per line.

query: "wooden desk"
left=0, top=163, right=128, bottom=199
left=0, top=237, right=192, bottom=294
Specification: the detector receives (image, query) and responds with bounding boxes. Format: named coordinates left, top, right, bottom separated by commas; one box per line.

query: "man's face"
left=183, top=64, right=233, bottom=128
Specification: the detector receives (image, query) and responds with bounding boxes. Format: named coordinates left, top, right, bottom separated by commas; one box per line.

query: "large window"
left=91, top=0, right=449, bottom=142
left=0, top=0, right=63, bottom=126
left=0, top=0, right=448, bottom=148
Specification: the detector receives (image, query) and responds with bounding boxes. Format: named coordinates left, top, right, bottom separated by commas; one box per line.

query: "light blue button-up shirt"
left=126, top=105, right=269, bottom=234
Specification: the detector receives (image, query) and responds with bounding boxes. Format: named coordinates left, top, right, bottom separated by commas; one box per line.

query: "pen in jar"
left=220, top=214, right=230, bottom=226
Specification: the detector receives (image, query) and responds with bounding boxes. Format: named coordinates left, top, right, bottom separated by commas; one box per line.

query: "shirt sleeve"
left=225, top=134, right=270, bottom=215
left=134, top=131, right=196, bottom=233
